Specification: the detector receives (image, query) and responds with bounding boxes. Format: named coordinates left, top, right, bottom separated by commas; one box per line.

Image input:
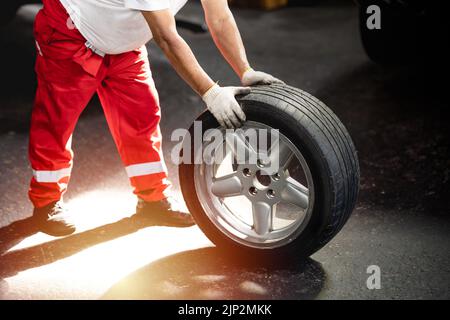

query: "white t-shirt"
left=60, top=0, right=188, bottom=55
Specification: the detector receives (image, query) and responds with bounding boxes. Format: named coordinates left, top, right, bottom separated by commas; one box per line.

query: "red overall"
left=29, top=0, right=171, bottom=208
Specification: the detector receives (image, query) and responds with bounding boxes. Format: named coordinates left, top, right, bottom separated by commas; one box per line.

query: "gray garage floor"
left=0, top=1, right=449, bottom=299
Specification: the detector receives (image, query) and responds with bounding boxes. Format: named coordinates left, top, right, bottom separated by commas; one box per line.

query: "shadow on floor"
left=0, top=217, right=39, bottom=255
left=0, top=215, right=180, bottom=279
left=102, top=247, right=326, bottom=300
left=0, top=217, right=326, bottom=300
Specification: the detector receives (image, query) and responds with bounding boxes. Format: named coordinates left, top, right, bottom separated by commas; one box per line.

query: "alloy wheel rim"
left=194, top=121, right=315, bottom=249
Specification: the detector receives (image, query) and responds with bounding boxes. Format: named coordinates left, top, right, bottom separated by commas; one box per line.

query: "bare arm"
left=141, top=9, right=214, bottom=96
left=141, top=9, right=250, bottom=128
left=201, top=0, right=284, bottom=86
left=201, top=0, right=250, bottom=78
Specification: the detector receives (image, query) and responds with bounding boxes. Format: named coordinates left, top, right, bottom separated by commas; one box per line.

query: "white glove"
left=241, top=68, right=285, bottom=86
left=202, top=84, right=251, bottom=129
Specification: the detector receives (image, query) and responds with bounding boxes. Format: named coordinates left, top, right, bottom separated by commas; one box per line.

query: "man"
left=30, top=0, right=283, bottom=236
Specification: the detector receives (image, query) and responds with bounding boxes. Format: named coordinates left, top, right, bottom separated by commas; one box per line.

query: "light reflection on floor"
left=0, top=190, right=212, bottom=299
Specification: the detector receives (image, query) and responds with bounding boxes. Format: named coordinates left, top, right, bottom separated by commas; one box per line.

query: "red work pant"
left=29, top=1, right=170, bottom=208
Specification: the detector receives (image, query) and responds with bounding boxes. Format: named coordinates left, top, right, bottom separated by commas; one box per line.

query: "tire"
left=358, top=1, right=420, bottom=64
left=179, top=84, right=359, bottom=262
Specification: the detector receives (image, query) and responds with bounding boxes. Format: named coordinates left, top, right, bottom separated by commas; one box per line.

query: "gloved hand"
left=202, top=83, right=251, bottom=129
left=241, top=68, right=285, bottom=86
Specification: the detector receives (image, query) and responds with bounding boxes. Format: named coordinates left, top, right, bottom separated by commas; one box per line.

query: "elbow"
left=153, top=30, right=182, bottom=52
left=206, top=10, right=233, bottom=32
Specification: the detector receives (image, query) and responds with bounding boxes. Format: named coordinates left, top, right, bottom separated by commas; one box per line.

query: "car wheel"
left=358, top=1, right=423, bottom=64
left=179, top=84, right=359, bottom=262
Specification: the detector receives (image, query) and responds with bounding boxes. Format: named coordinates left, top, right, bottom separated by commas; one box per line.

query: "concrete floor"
left=0, top=1, right=449, bottom=299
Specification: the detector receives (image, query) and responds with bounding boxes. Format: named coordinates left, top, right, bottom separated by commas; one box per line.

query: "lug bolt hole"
left=267, top=189, right=276, bottom=198
left=243, top=168, right=252, bottom=177
left=257, top=159, right=265, bottom=168
left=273, top=173, right=281, bottom=181
left=249, top=187, right=258, bottom=196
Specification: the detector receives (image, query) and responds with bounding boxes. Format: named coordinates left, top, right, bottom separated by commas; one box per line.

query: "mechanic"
left=30, top=0, right=283, bottom=236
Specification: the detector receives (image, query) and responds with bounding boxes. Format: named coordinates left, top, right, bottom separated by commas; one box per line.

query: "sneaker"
left=33, top=201, right=76, bottom=236
left=135, top=197, right=195, bottom=227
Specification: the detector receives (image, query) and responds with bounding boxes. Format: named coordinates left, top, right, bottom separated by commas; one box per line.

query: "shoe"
left=33, top=201, right=76, bottom=236
left=135, top=197, right=195, bottom=227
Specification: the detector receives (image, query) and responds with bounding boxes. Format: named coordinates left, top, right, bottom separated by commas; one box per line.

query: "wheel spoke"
left=269, top=139, right=294, bottom=170
left=252, top=202, right=274, bottom=235
left=211, top=173, right=243, bottom=198
left=225, top=130, right=258, bottom=164
left=280, top=177, right=309, bottom=210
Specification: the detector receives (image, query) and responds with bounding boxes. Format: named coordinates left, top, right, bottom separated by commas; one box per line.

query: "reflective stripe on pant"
left=29, top=3, right=170, bottom=208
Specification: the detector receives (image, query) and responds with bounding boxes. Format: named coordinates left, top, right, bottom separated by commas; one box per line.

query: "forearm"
left=156, top=33, right=214, bottom=96
left=205, top=8, right=250, bottom=78
left=141, top=8, right=250, bottom=129
left=142, top=10, right=214, bottom=96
